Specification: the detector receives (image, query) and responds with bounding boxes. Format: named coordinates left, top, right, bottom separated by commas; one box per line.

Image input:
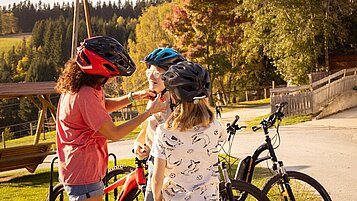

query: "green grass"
left=3, top=121, right=141, bottom=149
left=215, top=98, right=270, bottom=113
left=245, top=114, right=313, bottom=129
left=0, top=34, right=32, bottom=53
left=0, top=158, right=136, bottom=201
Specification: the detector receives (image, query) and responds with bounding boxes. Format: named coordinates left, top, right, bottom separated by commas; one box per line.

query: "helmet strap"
left=169, top=98, right=181, bottom=112
left=101, top=77, right=109, bottom=87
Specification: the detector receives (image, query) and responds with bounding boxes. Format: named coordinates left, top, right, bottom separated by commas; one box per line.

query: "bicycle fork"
left=220, top=162, right=235, bottom=201
left=274, top=161, right=296, bottom=201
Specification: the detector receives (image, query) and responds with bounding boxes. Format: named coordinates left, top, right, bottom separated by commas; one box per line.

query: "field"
left=0, top=33, right=32, bottom=53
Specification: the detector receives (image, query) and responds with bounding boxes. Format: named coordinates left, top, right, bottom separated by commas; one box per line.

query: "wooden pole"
left=264, top=88, right=267, bottom=99
left=83, top=0, right=92, bottom=38
left=30, top=122, right=33, bottom=136
left=2, top=132, right=5, bottom=149
left=71, top=0, right=80, bottom=58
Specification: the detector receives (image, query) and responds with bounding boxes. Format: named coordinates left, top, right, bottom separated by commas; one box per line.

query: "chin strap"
left=101, top=77, right=109, bottom=87
left=170, top=98, right=181, bottom=112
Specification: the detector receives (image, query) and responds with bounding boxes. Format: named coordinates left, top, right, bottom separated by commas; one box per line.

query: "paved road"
left=106, top=105, right=357, bottom=201
left=3, top=105, right=357, bottom=200
left=228, top=106, right=357, bottom=201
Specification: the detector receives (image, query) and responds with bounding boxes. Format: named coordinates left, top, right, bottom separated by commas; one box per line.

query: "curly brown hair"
left=56, top=59, right=106, bottom=94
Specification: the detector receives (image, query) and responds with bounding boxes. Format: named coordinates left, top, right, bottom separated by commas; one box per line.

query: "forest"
left=0, top=0, right=356, bottom=138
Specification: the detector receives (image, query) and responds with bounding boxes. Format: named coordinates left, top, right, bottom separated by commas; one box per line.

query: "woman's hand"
left=133, top=89, right=156, bottom=101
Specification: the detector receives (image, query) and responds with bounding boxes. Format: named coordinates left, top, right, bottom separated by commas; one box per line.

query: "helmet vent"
left=103, top=64, right=116, bottom=72
left=105, top=52, right=114, bottom=58
left=82, top=52, right=91, bottom=65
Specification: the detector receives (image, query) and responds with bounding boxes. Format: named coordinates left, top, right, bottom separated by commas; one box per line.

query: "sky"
left=0, top=0, right=120, bottom=8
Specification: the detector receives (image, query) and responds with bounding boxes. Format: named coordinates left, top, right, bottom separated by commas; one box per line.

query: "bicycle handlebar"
left=226, top=115, right=246, bottom=141
left=252, top=102, right=287, bottom=132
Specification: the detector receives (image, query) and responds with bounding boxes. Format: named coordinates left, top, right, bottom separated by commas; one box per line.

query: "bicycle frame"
left=103, top=157, right=147, bottom=201
left=234, top=102, right=297, bottom=200
left=235, top=129, right=284, bottom=181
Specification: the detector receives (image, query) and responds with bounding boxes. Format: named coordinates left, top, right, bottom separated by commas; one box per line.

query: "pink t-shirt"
left=56, top=85, right=112, bottom=185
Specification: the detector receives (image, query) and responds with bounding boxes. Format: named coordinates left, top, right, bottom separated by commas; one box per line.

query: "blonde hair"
left=165, top=98, right=214, bottom=132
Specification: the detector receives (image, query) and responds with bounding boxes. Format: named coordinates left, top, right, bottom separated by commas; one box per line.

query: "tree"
left=125, top=2, right=175, bottom=92
left=164, top=0, right=243, bottom=104
left=0, top=10, right=2, bottom=33
left=237, top=0, right=352, bottom=84
left=32, top=20, right=46, bottom=48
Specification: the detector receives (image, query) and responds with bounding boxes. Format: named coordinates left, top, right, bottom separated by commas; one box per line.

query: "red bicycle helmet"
left=76, top=36, right=136, bottom=77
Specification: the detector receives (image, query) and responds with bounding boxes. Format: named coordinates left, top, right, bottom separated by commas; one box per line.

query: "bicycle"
left=48, top=142, right=268, bottom=200
left=47, top=153, right=143, bottom=201
left=228, top=102, right=332, bottom=201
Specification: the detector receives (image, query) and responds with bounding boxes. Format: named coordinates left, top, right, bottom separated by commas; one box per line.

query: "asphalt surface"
left=2, top=105, right=357, bottom=200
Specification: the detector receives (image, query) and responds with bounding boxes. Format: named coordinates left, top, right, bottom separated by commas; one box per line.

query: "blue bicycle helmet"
left=142, top=47, right=186, bottom=71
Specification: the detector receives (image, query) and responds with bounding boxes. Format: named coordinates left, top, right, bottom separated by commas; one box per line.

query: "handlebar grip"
left=241, top=126, right=247, bottom=129
left=231, top=115, right=240, bottom=126
left=252, top=126, right=261, bottom=132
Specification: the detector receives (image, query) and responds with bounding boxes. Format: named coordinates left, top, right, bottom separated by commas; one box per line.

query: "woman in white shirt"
left=151, top=61, right=227, bottom=201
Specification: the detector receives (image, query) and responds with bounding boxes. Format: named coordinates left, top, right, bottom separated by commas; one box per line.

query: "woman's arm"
left=99, top=96, right=166, bottom=141
left=152, top=157, right=166, bottom=201
left=105, top=89, right=155, bottom=113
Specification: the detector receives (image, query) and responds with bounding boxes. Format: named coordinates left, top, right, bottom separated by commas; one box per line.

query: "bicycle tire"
left=220, top=180, right=270, bottom=201
left=47, top=183, right=67, bottom=201
left=105, top=165, right=143, bottom=201
left=262, top=171, right=332, bottom=201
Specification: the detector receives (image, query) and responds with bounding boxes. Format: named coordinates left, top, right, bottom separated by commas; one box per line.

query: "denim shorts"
left=63, top=181, right=104, bottom=201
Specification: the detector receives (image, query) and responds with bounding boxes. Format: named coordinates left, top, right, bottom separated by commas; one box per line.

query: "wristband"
left=128, top=92, right=135, bottom=103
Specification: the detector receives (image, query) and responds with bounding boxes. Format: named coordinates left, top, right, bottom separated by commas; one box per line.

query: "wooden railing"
left=271, top=68, right=357, bottom=116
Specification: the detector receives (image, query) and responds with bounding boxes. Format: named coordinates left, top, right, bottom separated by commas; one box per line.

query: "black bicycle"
left=219, top=117, right=269, bottom=201
left=227, top=102, right=332, bottom=201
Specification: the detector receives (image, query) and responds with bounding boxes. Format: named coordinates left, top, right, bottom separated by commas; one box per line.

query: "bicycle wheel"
left=262, top=171, right=332, bottom=201
left=220, top=180, right=270, bottom=201
left=47, top=183, right=68, bottom=201
left=104, top=165, right=143, bottom=201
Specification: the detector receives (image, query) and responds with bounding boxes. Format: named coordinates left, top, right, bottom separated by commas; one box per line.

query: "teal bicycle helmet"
left=142, top=47, right=186, bottom=70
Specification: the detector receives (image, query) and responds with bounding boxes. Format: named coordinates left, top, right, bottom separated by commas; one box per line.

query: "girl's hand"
left=133, top=140, right=149, bottom=160
left=147, top=95, right=167, bottom=114
left=132, top=89, right=156, bottom=101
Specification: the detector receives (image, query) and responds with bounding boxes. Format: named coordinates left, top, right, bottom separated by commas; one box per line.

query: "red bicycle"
left=47, top=154, right=147, bottom=201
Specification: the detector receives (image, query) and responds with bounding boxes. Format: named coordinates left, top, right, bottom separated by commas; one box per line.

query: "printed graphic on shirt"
left=181, top=160, right=201, bottom=175
left=163, top=134, right=184, bottom=150
left=152, top=121, right=226, bottom=201
left=207, top=161, right=220, bottom=177
left=167, top=154, right=182, bottom=169
left=207, top=144, right=220, bottom=156
left=192, top=132, right=210, bottom=148
left=164, top=181, right=187, bottom=197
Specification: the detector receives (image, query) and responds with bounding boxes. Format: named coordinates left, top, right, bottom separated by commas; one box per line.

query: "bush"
left=1, top=127, right=15, bottom=141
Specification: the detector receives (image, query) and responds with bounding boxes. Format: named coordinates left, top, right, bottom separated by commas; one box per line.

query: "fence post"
left=245, top=91, right=249, bottom=102
left=264, top=88, right=267, bottom=99
left=2, top=132, right=5, bottom=149
left=30, top=122, right=33, bottom=136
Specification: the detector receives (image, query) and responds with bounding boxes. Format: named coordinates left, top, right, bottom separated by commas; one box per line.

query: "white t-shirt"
left=151, top=119, right=228, bottom=201
left=144, top=100, right=171, bottom=149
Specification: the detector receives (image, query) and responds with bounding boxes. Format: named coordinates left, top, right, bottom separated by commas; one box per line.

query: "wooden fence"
left=271, top=68, right=357, bottom=116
